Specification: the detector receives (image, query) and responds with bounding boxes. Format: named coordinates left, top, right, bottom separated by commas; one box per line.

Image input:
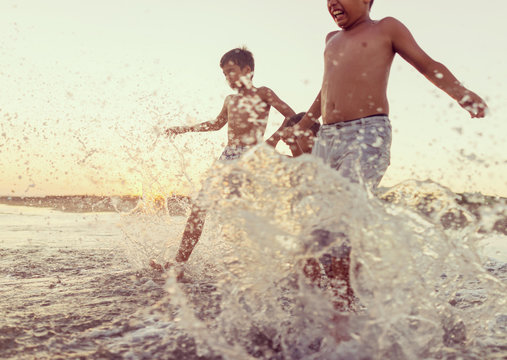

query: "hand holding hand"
left=281, top=126, right=314, bottom=144
left=265, top=136, right=279, bottom=147
left=280, top=127, right=298, bottom=144
left=459, top=92, right=488, bottom=118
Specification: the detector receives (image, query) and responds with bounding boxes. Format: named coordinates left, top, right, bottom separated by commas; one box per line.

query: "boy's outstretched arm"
left=261, top=87, right=295, bottom=119
left=385, top=17, right=488, bottom=118
left=277, top=91, right=322, bottom=144
left=165, top=96, right=230, bottom=136
left=259, top=87, right=296, bottom=146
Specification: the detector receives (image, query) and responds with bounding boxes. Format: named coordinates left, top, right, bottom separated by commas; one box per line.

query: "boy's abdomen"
left=321, top=79, right=389, bottom=124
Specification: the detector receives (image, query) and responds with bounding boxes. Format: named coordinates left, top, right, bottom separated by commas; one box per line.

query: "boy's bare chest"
left=226, top=95, right=270, bottom=122
left=325, top=30, right=389, bottom=62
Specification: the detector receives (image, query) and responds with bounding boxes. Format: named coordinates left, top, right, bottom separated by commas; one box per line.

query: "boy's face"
left=327, top=0, right=370, bottom=29
left=222, top=61, right=252, bottom=90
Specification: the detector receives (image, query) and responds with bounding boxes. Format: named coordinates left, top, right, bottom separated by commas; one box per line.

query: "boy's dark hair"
left=220, top=47, right=255, bottom=71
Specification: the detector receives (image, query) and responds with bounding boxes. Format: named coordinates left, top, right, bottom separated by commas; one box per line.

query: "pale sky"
left=1, top=0, right=506, bottom=197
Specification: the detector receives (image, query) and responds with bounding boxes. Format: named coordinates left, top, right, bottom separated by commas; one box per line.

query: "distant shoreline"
left=0, top=193, right=505, bottom=235
left=0, top=195, right=190, bottom=216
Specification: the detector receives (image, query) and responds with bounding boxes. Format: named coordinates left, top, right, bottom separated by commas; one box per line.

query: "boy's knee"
left=303, top=258, right=321, bottom=282
left=321, top=255, right=350, bottom=280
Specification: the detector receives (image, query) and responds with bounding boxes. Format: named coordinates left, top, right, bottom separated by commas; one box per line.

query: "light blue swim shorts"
left=312, top=114, right=392, bottom=191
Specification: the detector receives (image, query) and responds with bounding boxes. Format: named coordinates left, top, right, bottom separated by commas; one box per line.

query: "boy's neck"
left=341, top=14, right=372, bottom=31
left=237, top=85, right=257, bottom=96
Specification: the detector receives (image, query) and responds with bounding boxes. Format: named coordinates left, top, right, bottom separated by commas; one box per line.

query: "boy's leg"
left=320, top=253, right=354, bottom=311
left=310, top=118, right=391, bottom=309
left=149, top=200, right=206, bottom=271
left=303, top=258, right=322, bottom=283
left=316, top=232, right=353, bottom=311
left=301, top=230, right=354, bottom=310
left=150, top=195, right=207, bottom=272
left=173, top=146, right=248, bottom=265
left=175, top=202, right=207, bottom=263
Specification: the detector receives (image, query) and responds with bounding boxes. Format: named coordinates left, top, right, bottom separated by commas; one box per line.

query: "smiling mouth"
left=331, top=9, right=344, bottom=17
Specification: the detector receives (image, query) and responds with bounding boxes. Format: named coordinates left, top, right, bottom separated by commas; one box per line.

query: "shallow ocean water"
left=1, top=149, right=506, bottom=360
left=0, top=206, right=176, bottom=359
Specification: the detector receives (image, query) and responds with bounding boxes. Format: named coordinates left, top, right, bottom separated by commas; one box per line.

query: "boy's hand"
left=459, top=92, right=488, bottom=118
left=279, top=127, right=298, bottom=144
left=265, top=136, right=279, bottom=147
left=165, top=126, right=185, bottom=137
left=280, top=126, right=313, bottom=144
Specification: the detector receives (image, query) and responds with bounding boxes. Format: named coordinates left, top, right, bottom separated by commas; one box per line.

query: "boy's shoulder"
left=224, top=93, right=235, bottom=103
left=253, top=86, right=275, bottom=99
left=376, top=16, right=405, bottom=29
left=374, top=17, right=412, bottom=43
left=255, top=86, right=272, bottom=94
left=228, top=87, right=273, bottom=101
left=374, top=17, right=411, bottom=38
left=325, top=30, right=340, bottom=43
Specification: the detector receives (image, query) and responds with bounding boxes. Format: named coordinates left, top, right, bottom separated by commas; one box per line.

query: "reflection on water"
left=0, top=148, right=506, bottom=359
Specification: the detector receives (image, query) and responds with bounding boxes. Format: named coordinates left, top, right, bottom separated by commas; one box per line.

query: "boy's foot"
left=149, top=260, right=185, bottom=281
left=149, top=259, right=171, bottom=272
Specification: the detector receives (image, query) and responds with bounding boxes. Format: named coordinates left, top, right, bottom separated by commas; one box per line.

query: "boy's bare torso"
left=225, top=87, right=271, bottom=147
left=322, top=19, right=395, bottom=124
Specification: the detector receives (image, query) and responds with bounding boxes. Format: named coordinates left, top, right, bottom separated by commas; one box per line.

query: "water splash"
left=120, top=145, right=506, bottom=359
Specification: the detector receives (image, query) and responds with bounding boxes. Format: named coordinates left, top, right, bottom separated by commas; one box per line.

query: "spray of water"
left=120, top=144, right=506, bottom=360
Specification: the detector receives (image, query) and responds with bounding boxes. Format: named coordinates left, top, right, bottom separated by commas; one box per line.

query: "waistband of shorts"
left=222, top=145, right=250, bottom=152
left=322, top=114, right=390, bottom=128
